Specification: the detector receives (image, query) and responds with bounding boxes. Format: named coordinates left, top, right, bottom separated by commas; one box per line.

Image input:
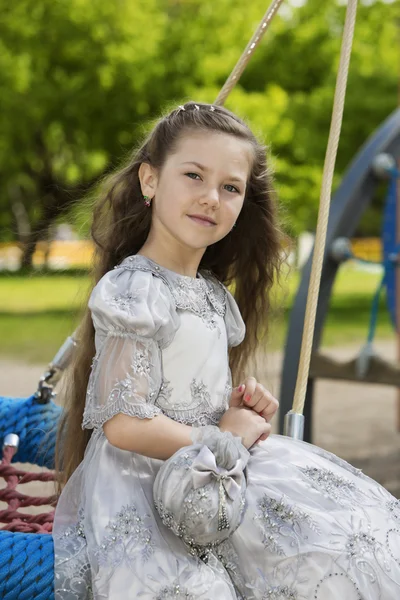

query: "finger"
left=261, top=411, right=276, bottom=424
left=260, top=423, right=272, bottom=440
left=255, top=424, right=271, bottom=444
left=229, top=383, right=246, bottom=407
left=242, top=377, right=258, bottom=408
left=251, top=395, right=269, bottom=414
left=248, top=386, right=274, bottom=413
left=259, top=398, right=279, bottom=422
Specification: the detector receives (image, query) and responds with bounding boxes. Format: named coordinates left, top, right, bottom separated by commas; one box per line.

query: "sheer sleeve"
left=82, top=267, right=179, bottom=430
left=224, top=287, right=246, bottom=347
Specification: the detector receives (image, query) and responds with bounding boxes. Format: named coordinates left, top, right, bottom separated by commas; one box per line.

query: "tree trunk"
left=19, top=137, right=112, bottom=269
left=20, top=207, right=54, bottom=269
left=9, top=185, right=31, bottom=245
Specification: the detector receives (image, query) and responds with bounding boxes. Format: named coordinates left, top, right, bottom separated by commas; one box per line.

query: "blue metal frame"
left=279, top=108, right=400, bottom=441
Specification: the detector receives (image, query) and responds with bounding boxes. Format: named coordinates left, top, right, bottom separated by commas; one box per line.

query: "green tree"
left=0, top=0, right=398, bottom=267
left=0, top=0, right=166, bottom=264
left=190, top=0, right=399, bottom=235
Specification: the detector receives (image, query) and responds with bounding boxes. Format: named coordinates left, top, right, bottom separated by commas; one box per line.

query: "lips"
left=188, top=215, right=216, bottom=226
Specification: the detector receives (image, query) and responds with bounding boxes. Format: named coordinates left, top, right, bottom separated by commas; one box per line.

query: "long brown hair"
left=56, top=101, right=285, bottom=488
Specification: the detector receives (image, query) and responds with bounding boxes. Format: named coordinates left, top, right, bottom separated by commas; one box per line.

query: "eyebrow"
left=180, top=161, right=246, bottom=185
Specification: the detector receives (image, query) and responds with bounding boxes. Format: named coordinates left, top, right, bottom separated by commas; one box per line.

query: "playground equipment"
left=280, top=109, right=400, bottom=441
left=0, top=393, right=61, bottom=598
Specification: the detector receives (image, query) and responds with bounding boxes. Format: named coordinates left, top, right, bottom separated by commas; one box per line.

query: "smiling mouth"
left=187, top=215, right=217, bottom=227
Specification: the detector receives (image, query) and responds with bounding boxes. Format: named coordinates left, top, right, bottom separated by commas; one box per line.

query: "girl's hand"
left=219, top=406, right=271, bottom=450
left=229, top=376, right=279, bottom=424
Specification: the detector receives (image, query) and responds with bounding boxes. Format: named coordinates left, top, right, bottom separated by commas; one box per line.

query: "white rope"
left=215, top=0, right=285, bottom=106
left=292, top=0, right=358, bottom=415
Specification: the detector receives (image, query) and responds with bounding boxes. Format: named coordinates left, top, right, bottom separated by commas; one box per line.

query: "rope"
left=292, top=0, right=358, bottom=415
left=0, top=396, right=60, bottom=534
left=0, top=395, right=61, bottom=469
left=214, top=0, right=285, bottom=106
left=0, top=531, right=54, bottom=600
left=0, top=443, right=56, bottom=534
left=0, top=399, right=57, bottom=597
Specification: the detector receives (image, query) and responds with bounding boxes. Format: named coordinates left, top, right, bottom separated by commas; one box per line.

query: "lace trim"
left=82, top=397, right=162, bottom=429
left=162, top=405, right=226, bottom=427
left=115, top=256, right=227, bottom=322
left=103, top=324, right=177, bottom=350
left=104, top=328, right=155, bottom=341
left=155, top=377, right=229, bottom=427
left=190, top=425, right=249, bottom=468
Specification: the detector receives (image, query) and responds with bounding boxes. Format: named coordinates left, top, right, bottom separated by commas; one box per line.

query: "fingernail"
left=238, top=384, right=245, bottom=392
left=245, top=395, right=251, bottom=402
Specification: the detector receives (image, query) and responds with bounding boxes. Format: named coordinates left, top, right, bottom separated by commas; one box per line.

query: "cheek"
left=162, top=179, right=191, bottom=211
left=224, top=199, right=244, bottom=225
left=154, top=195, right=187, bottom=230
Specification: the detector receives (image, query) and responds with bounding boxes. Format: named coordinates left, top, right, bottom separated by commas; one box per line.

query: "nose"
left=200, top=187, right=220, bottom=209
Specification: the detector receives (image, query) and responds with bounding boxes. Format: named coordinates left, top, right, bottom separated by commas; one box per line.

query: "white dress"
left=53, top=254, right=400, bottom=600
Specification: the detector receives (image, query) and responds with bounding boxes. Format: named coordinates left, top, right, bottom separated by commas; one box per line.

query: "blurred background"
left=0, top=0, right=399, bottom=493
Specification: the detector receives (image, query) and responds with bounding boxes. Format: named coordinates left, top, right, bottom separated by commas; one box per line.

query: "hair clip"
left=178, top=105, right=186, bottom=112
left=210, top=106, right=215, bottom=111
left=194, top=104, right=200, bottom=110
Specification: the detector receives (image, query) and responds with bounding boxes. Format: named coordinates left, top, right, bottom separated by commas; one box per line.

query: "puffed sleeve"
left=82, top=267, right=179, bottom=430
left=224, top=287, right=246, bottom=347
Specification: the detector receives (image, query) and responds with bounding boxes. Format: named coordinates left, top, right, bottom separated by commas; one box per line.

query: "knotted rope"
left=0, top=396, right=60, bottom=598
left=0, top=443, right=56, bottom=534
left=0, top=395, right=61, bottom=469
left=0, top=530, right=54, bottom=600
left=0, top=395, right=61, bottom=533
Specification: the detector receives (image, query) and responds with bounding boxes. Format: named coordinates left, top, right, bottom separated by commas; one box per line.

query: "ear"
left=138, top=162, right=158, bottom=198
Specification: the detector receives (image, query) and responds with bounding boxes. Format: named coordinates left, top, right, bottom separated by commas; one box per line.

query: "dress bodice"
left=82, top=254, right=246, bottom=430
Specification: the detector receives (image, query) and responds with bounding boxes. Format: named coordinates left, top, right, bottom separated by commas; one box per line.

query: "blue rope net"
left=0, top=532, right=54, bottom=600
left=0, top=395, right=62, bottom=599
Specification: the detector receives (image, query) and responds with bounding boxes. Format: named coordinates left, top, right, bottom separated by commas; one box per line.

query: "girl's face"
left=141, top=131, right=252, bottom=252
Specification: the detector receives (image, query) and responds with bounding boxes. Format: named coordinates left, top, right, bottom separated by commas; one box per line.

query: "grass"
left=0, top=265, right=395, bottom=364
left=0, top=273, right=91, bottom=363
left=321, top=267, right=392, bottom=346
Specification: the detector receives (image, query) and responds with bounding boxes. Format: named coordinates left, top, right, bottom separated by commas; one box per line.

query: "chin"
left=178, top=233, right=217, bottom=250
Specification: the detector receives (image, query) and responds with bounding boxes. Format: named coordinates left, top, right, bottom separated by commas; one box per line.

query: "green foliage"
left=0, top=0, right=398, bottom=244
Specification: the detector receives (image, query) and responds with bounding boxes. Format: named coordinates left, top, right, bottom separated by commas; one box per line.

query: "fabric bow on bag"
left=191, top=445, right=245, bottom=531
left=153, top=428, right=249, bottom=549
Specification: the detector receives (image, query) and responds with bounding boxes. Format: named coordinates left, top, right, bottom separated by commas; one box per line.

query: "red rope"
left=0, top=444, right=56, bottom=533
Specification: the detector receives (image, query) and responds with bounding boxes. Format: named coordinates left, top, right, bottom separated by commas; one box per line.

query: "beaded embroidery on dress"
left=53, top=254, right=400, bottom=599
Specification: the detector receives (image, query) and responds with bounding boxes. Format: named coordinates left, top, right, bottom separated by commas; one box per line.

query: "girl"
left=54, top=101, right=400, bottom=600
